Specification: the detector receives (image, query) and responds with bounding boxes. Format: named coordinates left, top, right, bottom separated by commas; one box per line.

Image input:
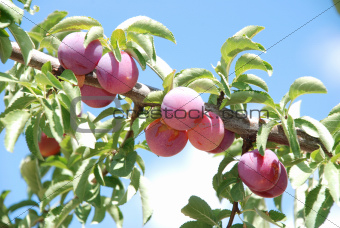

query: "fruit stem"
left=227, top=201, right=240, bottom=228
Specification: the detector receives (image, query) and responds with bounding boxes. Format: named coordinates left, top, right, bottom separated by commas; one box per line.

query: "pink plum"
left=80, top=85, right=116, bottom=108
left=188, top=112, right=225, bottom=151
left=96, top=52, right=139, bottom=94
left=58, top=32, right=102, bottom=75
left=208, top=129, right=235, bottom=153
left=161, top=87, right=205, bottom=131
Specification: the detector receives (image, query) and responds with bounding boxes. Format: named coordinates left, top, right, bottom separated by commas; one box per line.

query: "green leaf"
left=40, top=180, right=73, bottom=211
left=221, top=36, right=265, bottom=66
left=1, top=110, right=31, bottom=152
left=109, top=151, right=137, bottom=177
left=58, top=69, right=78, bottom=85
left=127, top=32, right=156, bottom=63
left=220, top=90, right=275, bottom=109
left=213, top=209, right=232, bottom=221
left=110, top=29, right=127, bottom=61
left=181, top=196, right=217, bottom=226
left=84, top=26, right=103, bottom=48
left=234, top=25, right=265, bottom=39
left=334, top=0, right=340, bottom=14
left=118, top=16, right=176, bottom=43
left=243, top=190, right=270, bottom=228
left=143, top=90, right=165, bottom=104
left=139, top=176, right=153, bottom=225
left=256, top=120, right=279, bottom=155
left=235, top=53, right=272, bottom=77
left=288, top=76, right=327, bottom=102
left=31, top=10, right=68, bottom=34
left=254, top=208, right=285, bottom=227
left=324, top=162, right=340, bottom=206
left=268, top=210, right=286, bottom=222
left=20, top=156, right=43, bottom=199
left=289, top=161, right=319, bottom=189
left=216, top=177, right=237, bottom=198
left=39, top=36, right=61, bottom=52
left=321, top=113, right=340, bottom=135
left=273, top=195, right=283, bottom=212
left=280, top=154, right=306, bottom=167
left=93, top=163, right=105, bottom=186
left=180, top=221, right=212, bottom=228
left=235, top=74, right=268, bottom=92
left=105, top=198, right=123, bottom=228
left=26, top=114, right=44, bottom=161
left=73, top=159, right=96, bottom=201
left=40, top=156, right=68, bottom=169
left=7, top=200, right=38, bottom=213
left=282, top=114, right=301, bottom=158
left=174, top=68, right=221, bottom=89
left=294, top=184, right=308, bottom=227
left=8, top=23, right=35, bottom=65
left=187, top=78, right=220, bottom=95
left=62, top=81, right=81, bottom=116
left=54, top=197, right=81, bottom=227
left=163, top=70, right=175, bottom=93
left=230, top=181, right=245, bottom=202
left=91, top=206, right=106, bottom=224
left=305, top=185, right=334, bottom=228
left=49, top=16, right=101, bottom=34
left=75, top=204, right=92, bottom=224
left=125, top=42, right=146, bottom=70
left=0, top=35, right=12, bottom=63
left=42, top=98, right=64, bottom=142
left=0, top=0, right=24, bottom=24
left=217, top=156, right=235, bottom=176
left=46, top=72, right=63, bottom=90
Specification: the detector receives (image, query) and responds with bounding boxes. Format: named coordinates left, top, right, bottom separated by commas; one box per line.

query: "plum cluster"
left=238, top=149, right=288, bottom=198
left=145, top=87, right=235, bottom=157
left=58, top=32, right=139, bottom=108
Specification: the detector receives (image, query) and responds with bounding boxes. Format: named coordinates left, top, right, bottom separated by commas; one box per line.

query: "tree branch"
left=8, top=42, right=332, bottom=156
left=227, top=202, right=240, bottom=228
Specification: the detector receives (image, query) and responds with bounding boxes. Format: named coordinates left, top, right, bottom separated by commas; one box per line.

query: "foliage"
left=0, top=1, right=339, bottom=228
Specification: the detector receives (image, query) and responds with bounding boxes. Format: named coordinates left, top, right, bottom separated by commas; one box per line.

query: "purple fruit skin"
left=161, top=87, right=205, bottom=131
left=208, top=129, right=235, bottom=153
left=250, top=162, right=288, bottom=198
left=80, top=85, right=116, bottom=108
left=145, top=119, right=188, bottom=157
left=58, top=32, right=102, bottom=75
left=238, top=149, right=281, bottom=192
left=188, top=112, right=225, bottom=151
left=96, top=52, right=139, bottom=94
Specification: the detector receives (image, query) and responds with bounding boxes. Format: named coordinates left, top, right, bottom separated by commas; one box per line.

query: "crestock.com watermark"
left=70, top=96, right=270, bottom=133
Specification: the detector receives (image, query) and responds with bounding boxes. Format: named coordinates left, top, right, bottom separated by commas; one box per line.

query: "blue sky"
left=1, top=0, right=340, bottom=227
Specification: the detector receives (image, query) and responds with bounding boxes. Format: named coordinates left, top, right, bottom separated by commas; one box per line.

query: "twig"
left=227, top=202, right=240, bottom=228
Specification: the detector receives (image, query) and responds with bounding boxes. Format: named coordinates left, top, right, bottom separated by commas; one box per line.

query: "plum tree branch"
left=227, top=202, right=240, bottom=228
left=8, top=42, right=332, bottom=157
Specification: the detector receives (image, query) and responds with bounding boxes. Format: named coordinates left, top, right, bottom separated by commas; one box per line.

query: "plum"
left=250, top=162, right=288, bottom=198
left=58, top=32, right=102, bottom=75
left=80, top=84, right=116, bottom=108
left=208, top=129, right=235, bottom=153
left=145, top=118, right=188, bottom=157
left=96, top=52, right=139, bottom=94
left=39, top=132, right=60, bottom=157
left=188, top=112, right=225, bottom=151
left=238, top=149, right=281, bottom=192
left=161, top=87, right=205, bottom=131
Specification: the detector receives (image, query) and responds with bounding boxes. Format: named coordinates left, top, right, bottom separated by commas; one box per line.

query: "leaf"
left=58, top=69, right=78, bottom=85
left=0, top=35, right=12, bottom=63
left=289, top=161, right=319, bottom=189
left=288, top=76, right=327, bottom=102
left=75, top=204, right=92, bottom=224
left=84, top=26, right=103, bottom=48
left=54, top=197, right=81, bottom=227
left=138, top=175, right=153, bottom=225
left=220, top=90, right=275, bottom=109
left=187, top=78, right=220, bottom=95
left=221, top=36, right=265, bottom=66
left=235, top=74, right=268, bottom=92
left=163, top=70, right=175, bottom=93
left=91, top=206, right=106, bottom=224
left=20, top=156, right=43, bottom=199
left=268, top=210, right=286, bottom=222
left=181, top=196, right=217, bottom=226
left=118, top=16, right=176, bottom=43
left=26, top=114, right=44, bottom=161
left=49, top=16, right=101, bottom=34
left=7, top=200, right=39, bottom=213
left=254, top=208, right=285, bottom=227
left=282, top=114, right=301, bottom=158
left=180, top=221, right=212, bottom=228
left=324, top=162, right=340, bottom=206
left=294, top=184, right=308, bottom=227
left=93, top=163, right=105, bottom=186
left=333, top=0, right=340, bottom=14
left=40, top=156, right=68, bottom=169
left=256, top=120, right=279, bottom=155
left=46, top=72, right=63, bottom=90
left=217, top=156, right=235, bottom=176
left=143, top=90, right=165, bottom=104
left=321, top=113, right=340, bottom=135
left=127, top=32, right=156, bottom=63
left=243, top=190, right=270, bottom=228
left=136, top=154, right=146, bottom=174
left=0, top=0, right=24, bottom=24
left=125, top=41, right=146, bottom=70
left=234, top=25, right=265, bottom=39
left=1, top=110, right=31, bottom=152
left=109, top=151, right=137, bottom=177
left=73, top=159, right=96, bottom=201
left=40, top=181, right=73, bottom=211
left=235, top=53, right=272, bottom=77
left=110, top=29, right=126, bottom=61
left=8, top=23, right=35, bottom=65
left=31, top=10, right=68, bottom=34
left=42, top=98, right=64, bottom=142
left=216, top=177, right=237, bottom=198
left=273, top=195, right=283, bottom=212
left=230, top=181, right=245, bottom=202
left=295, top=116, right=334, bottom=153
left=213, top=209, right=232, bottom=221
left=40, top=36, right=61, bottom=52
left=305, top=185, right=334, bottom=228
